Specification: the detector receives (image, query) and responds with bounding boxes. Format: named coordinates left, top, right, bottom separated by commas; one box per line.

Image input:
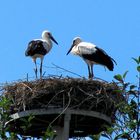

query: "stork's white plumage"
left=67, top=37, right=116, bottom=79
left=25, top=30, right=58, bottom=79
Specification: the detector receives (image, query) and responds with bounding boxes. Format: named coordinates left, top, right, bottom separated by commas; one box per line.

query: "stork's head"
left=67, top=37, right=82, bottom=55
left=42, top=30, right=58, bottom=45
left=73, top=37, right=82, bottom=45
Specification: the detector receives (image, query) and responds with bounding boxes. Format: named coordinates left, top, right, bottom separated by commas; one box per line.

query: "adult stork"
left=67, top=37, right=116, bottom=79
left=25, top=30, right=58, bottom=79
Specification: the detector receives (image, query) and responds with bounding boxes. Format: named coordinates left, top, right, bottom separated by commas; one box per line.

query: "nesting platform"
left=3, top=77, right=123, bottom=138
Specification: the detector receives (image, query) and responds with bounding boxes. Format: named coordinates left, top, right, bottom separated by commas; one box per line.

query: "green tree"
left=0, top=95, right=17, bottom=139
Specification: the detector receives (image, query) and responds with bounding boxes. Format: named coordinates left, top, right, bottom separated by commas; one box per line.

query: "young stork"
left=67, top=37, right=116, bottom=79
left=25, top=30, right=58, bottom=79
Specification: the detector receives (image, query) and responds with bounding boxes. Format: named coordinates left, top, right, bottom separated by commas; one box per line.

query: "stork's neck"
left=42, top=36, right=52, bottom=48
left=42, top=35, right=49, bottom=41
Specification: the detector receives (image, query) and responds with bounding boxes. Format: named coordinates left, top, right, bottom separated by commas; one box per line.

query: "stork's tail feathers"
left=105, top=57, right=117, bottom=71
left=94, top=47, right=117, bottom=71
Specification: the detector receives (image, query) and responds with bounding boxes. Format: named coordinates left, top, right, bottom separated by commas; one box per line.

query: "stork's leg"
left=34, top=60, right=37, bottom=79
left=87, top=65, right=92, bottom=79
left=40, top=58, right=43, bottom=79
left=90, top=65, right=94, bottom=79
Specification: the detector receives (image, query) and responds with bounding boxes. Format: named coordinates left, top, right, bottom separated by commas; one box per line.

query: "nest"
left=3, top=77, right=124, bottom=137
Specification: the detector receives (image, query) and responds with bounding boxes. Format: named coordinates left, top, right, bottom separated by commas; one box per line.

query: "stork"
left=67, top=37, right=116, bottom=79
left=25, top=30, right=58, bottom=79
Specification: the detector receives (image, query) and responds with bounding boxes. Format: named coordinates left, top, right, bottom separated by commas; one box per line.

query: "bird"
left=67, top=37, right=116, bottom=79
left=25, top=30, right=58, bottom=79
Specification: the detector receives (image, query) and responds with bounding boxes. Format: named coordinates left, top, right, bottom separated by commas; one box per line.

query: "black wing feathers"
left=82, top=47, right=116, bottom=71
left=25, top=40, right=47, bottom=56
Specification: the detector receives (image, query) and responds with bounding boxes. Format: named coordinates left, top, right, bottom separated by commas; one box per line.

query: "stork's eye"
left=47, top=32, right=51, bottom=36
left=73, top=40, right=77, bottom=45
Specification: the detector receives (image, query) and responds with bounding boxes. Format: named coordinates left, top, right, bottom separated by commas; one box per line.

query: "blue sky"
left=0, top=0, right=140, bottom=139
left=0, top=0, right=140, bottom=84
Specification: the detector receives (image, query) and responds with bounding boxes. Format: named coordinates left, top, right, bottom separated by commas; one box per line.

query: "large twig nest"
left=3, top=77, right=124, bottom=137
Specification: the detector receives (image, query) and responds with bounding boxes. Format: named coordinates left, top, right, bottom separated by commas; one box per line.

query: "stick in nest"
left=47, top=87, right=72, bottom=129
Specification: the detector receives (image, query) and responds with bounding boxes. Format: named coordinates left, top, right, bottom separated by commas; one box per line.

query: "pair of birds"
left=25, top=30, right=116, bottom=79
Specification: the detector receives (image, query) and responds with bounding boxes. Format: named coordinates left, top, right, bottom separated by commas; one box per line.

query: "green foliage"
left=0, top=96, right=12, bottom=139
left=0, top=95, right=36, bottom=139
left=20, top=114, right=35, bottom=133
left=137, top=66, right=140, bottom=72
left=114, top=74, right=123, bottom=83
left=91, top=56, right=140, bottom=140
left=132, top=56, right=140, bottom=72
left=132, top=56, right=140, bottom=64
left=42, top=127, right=56, bottom=140
left=114, top=70, right=129, bottom=84
left=114, top=132, right=130, bottom=140
left=89, top=133, right=101, bottom=140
